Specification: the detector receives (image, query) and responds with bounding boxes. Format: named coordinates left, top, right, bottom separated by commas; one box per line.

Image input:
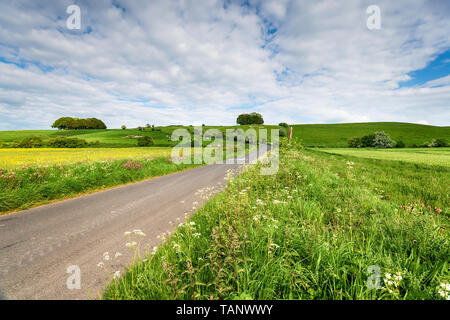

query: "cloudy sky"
left=0, top=0, right=449, bottom=130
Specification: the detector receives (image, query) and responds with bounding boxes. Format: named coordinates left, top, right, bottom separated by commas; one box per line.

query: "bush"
left=137, top=136, right=154, bottom=147
left=373, top=131, right=395, bottom=148
left=48, top=137, right=88, bottom=148
left=395, top=140, right=405, bottom=148
left=434, top=138, right=448, bottom=147
left=279, top=123, right=289, bottom=128
left=13, top=136, right=43, bottom=148
left=348, top=137, right=361, bottom=148
left=279, top=128, right=287, bottom=137
left=361, top=134, right=375, bottom=148
left=121, top=125, right=126, bottom=130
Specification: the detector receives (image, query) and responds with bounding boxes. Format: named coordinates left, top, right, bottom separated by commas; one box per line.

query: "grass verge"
left=103, top=143, right=449, bottom=300
left=0, top=157, right=199, bottom=214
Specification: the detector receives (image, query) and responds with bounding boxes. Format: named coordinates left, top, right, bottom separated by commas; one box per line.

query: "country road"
left=0, top=147, right=269, bottom=300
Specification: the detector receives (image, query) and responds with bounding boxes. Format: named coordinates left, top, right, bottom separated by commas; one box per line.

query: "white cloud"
left=0, top=0, right=449, bottom=129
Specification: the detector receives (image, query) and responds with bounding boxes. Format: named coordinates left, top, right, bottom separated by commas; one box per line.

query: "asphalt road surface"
left=0, top=147, right=269, bottom=300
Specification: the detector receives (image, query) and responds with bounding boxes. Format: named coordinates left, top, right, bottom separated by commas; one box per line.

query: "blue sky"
left=0, top=0, right=449, bottom=130
left=400, top=50, right=450, bottom=87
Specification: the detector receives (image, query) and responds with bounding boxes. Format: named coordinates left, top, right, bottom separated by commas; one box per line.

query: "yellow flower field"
left=0, top=148, right=172, bottom=169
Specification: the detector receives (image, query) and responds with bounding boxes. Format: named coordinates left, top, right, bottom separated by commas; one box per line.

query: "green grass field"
left=319, top=148, right=450, bottom=167
left=103, top=143, right=449, bottom=300
left=292, top=122, right=450, bottom=147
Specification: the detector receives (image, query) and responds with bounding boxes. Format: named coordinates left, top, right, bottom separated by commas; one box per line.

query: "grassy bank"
left=0, top=156, right=199, bottom=214
left=103, top=143, right=449, bottom=300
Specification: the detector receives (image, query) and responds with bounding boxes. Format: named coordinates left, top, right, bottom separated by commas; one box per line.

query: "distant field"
left=292, top=122, right=450, bottom=147
left=0, top=147, right=172, bottom=169
left=0, top=125, right=280, bottom=148
left=319, top=148, right=450, bottom=167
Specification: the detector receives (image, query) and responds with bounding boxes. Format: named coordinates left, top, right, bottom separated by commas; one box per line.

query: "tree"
left=434, top=138, right=448, bottom=147
left=137, top=136, right=154, bottom=147
left=236, top=113, right=264, bottom=125
left=361, top=134, right=375, bottom=147
left=121, top=125, right=127, bottom=130
left=51, top=117, right=73, bottom=130
left=279, top=122, right=289, bottom=128
left=348, top=137, right=361, bottom=148
left=373, top=131, right=395, bottom=148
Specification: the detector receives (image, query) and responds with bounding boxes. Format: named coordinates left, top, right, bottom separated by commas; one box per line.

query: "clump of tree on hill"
left=51, top=117, right=107, bottom=130
left=236, top=113, right=264, bottom=125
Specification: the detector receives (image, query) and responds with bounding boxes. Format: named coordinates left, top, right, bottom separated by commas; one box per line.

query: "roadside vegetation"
left=103, top=142, right=449, bottom=300
left=0, top=155, right=199, bottom=214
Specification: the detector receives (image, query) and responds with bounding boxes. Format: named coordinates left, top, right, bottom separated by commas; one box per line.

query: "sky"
left=0, top=0, right=449, bottom=130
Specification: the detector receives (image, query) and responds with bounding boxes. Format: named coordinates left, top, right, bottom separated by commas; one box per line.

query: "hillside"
left=0, top=122, right=448, bottom=148
left=292, top=122, right=450, bottom=147
left=0, top=125, right=279, bottom=148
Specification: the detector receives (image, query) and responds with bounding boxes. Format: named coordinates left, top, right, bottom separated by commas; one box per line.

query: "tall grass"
left=103, top=143, right=449, bottom=300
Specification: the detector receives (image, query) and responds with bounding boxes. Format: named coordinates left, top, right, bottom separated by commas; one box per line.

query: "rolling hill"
left=0, top=122, right=448, bottom=148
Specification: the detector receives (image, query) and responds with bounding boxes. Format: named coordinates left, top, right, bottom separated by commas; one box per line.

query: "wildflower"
left=115, top=252, right=122, bottom=259
left=193, top=233, right=201, bottom=238
left=256, top=199, right=265, bottom=205
left=113, top=270, right=121, bottom=279
left=438, top=282, right=450, bottom=300
left=126, top=241, right=137, bottom=248
left=124, top=231, right=131, bottom=236
left=103, top=252, right=110, bottom=261
left=97, top=262, right=104, bottom=268
left=151, top=246, right=158, bottom=255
